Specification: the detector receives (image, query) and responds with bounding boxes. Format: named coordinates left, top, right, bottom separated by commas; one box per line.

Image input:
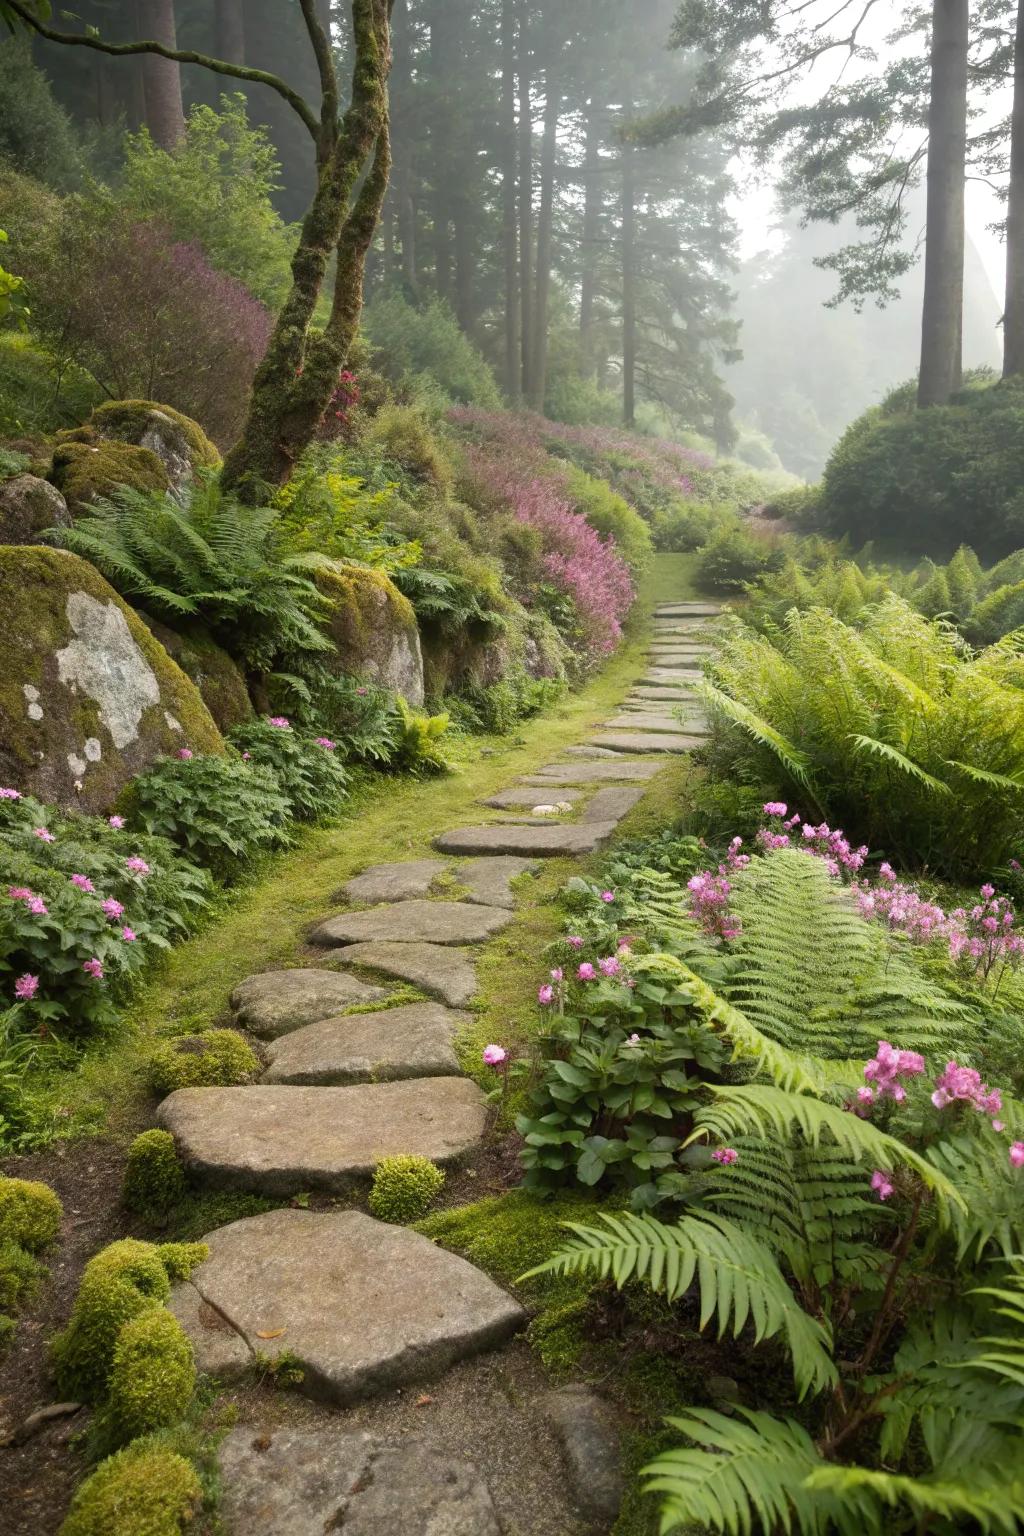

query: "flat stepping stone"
left=157, top=1077, right=487, bottom=1193
left=627, top=686, right=705, bottom=702
left=337, top=859, right=448, bottom=904
left=589, top=732, right=702, bottom=754
left=170, top=1208, right=524, bottom=1402
left=458, top=855, right=538, bottom=909
left=335, top=941, right=478, bottom=1006
left=261, top=1002, right=467, bottom=1085
left=581, top=786, right=646, bottom=823
left=484, top=786, right=585, bottom=809
left=311, top=898, right=511, bottom=948
left=435, top=821, right=618, bottom=856
left=219, top=1426, right=502, bottom=1535
left=563, top=745, right=621, bottom=758
left=656, top=602, right=721, bottom=616
left=644, top=668, right=702, bottom=683
left=231, top=970, right=389, bottom=1040
left=524, top=759, right=664, bottom=784
left=607, top=713, right=704, bottom=733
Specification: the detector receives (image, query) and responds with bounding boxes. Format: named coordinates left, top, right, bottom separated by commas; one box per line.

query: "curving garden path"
left=159, top=598, right=721, bottom=1534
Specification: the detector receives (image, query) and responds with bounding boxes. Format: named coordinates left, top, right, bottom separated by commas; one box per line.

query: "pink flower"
left=1010, top=1142, right=1024, bottom=1169
left=8, top=886, right=31, bottom=901
left=177, top=748, right=194, bottom=761
left=483, top=1043, right=507, bottom=1066
left=125, top=857, right=150, bottom=876
left=763, top=802, right=787, bottom=818
left=625, top=1033, right=641, bottom=1047
left=598, top=956, right=621, bottom=976
left=550, top=968, right=563, bottom=982
left=70, top=873, right=95, bottom=893
left=33, top=828, right=55, bottom=843
left=121, top=926, right=137, bottom=943
left=712, top=1148, right=738, bottom=1165
left=537, top=984, right=554, bottom=1005
left=82, top=957, right=104, bottom=981
left=870, top=1170, right=894, bottom=1201
left=856, top=1087, right=875, bottom=1106
left=600, top=891, right=615, bottom=903
left=242, top=752, right=251, bottom=761
left=27, top=897, right=47, bottom=916
left=577, top=962, right=596, bottom=981
left=268, top=716, right=291, bottom=729
left=101, top=898, right=124, bottom=920
left=356, top=687, right=368, bottom=696
left=981, top=883, right=996, bottom=900
left=14, top=973, right=38, bottom=1000
left=993, top=1120, right=1006, bottom=1133
left=566, top=936, right=583, bottom=949
left=315, top=737, right=337, bottom=751
left=108, top=815, right=125, bottom=830
left=0, top=787, right=21, bottom=799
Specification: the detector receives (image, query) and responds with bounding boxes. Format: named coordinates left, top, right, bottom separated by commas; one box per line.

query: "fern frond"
left=805, top=1465, right=1024, bottom=1534
left=848, top=735, right=953, bottom=795
left=971, top=1268, right=1024, bottom=1388
left=946, top=760, right=1024, bottom=793
left=700, top=681, right=814, bottom=788
left=520, top=1210, right=835, bottom=1397
left=926, top=1139, right=1024, bottom=1259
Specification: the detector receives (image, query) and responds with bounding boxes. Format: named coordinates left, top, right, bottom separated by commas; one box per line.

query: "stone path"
left=160, top=594, right=720, bottom=1532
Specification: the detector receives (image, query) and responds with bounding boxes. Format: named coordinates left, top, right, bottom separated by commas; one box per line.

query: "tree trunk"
left=454, top=208, right=475, bottom=332
left=918, top=0, right=968, bottom=407
left=135, top=0, right=185, bottom=149
left=1005, top=0, right=1024, bottom=377
left=430, top=0, right=453, bottom=302
left=579, top=95, right=601, bottom=377
left=621, top=130, right=637, bottom=428
left=391, top=0, right=419, bottom=296
left=214, top=0, right=245, bottom=65
left=517, top=0, right=533, bottom=401
left=501, top=0, right=520, bottom=398
left=528, top=74, right=559, bottom=412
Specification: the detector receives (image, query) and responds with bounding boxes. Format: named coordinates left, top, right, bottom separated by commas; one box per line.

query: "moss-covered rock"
left=87, top=401, right=219, bottom=495
left=316, top=564, right=425, bottom=706
left=0, top=547, right=223, bottom=813
left=422, top=605, right=567, bottom=700
left=59, top=1443, right=202, bottom=1536
left=49, top=434, right=169, bottom=516
left=148, top=1029, right=259, bottom=1095
left=0, top=473, right=70, bottom=544
left=146, top=620, right=253, bottom=733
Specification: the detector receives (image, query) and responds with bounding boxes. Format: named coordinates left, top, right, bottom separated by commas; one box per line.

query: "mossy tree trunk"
left=1004, top=0, right=1024, bottom=379
left=10, top=0, right=395, bottom=500
left=917, top=0, right=968, bottom=407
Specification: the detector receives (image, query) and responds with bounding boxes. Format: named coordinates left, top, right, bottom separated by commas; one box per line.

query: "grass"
left=26, top=554, right=702, bottom=1144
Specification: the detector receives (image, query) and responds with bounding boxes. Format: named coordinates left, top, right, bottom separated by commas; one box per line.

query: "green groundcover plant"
left=519, top=823, right=1024, bottom=1535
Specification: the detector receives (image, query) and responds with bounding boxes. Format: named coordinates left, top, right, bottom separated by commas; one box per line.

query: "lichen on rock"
left=87, top=401, right=220, bottom=495
left=316, top=564, right=425, bottom=706
left=0, top=474, right=71, bottom=545
left=0, top=547, right=222, bottom=812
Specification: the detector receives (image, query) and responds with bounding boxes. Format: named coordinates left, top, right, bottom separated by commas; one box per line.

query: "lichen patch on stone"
left=55, top=592, right=161, bottom=750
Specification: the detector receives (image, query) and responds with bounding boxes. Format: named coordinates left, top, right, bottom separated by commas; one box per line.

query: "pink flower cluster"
left=9, top=886, right=47, bottom=916
left=757, top=805, right=867, bottom=876
left=931, top=1060, right=1003, bottom=1127
left=711, top=1147, right=738, bottom=1166
left=687, top=870, right=740, bottom=941
left=871, top=1170, right=894, bottom=1201
left=859, top=880, right=1024, bottom=982
left=860, top=1041, right=926, bottom=1107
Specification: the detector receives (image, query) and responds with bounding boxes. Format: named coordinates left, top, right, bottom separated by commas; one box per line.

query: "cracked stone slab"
left=157, top=1078, right=487, bottom=1194
left=589, top=732, right=702, bottom=755
left=541, top=1387, right=624, bottom=1528
left=336, top=858, right=449, bottom=904
left=261, top=1002, right=468, bottom=1086
left=628, top=686, right=704, bottom=702
left=607, top=712, right=707, bottom=733
left=563, top=745, right=621, bottom=758
left=335, top=941, right=478, bottom=1006
left=655, top=603, right=721, bottom=616
left=580, top=786, right=646, bottom=823
left=230, top=969, right=389, bottom=1040
left=435, top=822, right=618, bottom=857
left=458, top=855, right=538, bottom=909
left=171, top=1209, right=524, bottom=1403
left=483, top=785, right=586, bottom=810
left=524, top=759, right=665, bottom=784
left=218, top=1426, right=503, bottom=1535
left=310, top=898, right=512, bottom=949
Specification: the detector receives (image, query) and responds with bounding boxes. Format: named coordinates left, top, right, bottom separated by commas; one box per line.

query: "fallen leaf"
left=255, top=1328, right=286, bottom=1340
left=415, top=1394, right=435, bottom=1407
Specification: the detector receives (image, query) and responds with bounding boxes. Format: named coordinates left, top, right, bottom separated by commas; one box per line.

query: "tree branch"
left=299, top=0, right=339, bottom=132
left=6, top=0, right=321, bottom=139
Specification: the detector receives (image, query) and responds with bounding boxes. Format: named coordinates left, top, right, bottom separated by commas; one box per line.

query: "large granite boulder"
left=48, top=400, right=220, bottom=513
left=317, top=565, right=424, bottom=706
left=0, top=547, right=223, bottom=812
left=146, top=619, right=253, bottom=733
left=0, top=473, right=70, bottom=544
left=86, top=400, right=220, bottom=495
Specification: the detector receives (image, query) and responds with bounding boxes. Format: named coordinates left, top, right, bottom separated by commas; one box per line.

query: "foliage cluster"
left=363, top=291, right=502, bottom=409
left=148, top=1029, right=258, bottom=1096
left=368, top=1154, right=446, bottom=1223
left=0, top=1173, right=61, bottom=1350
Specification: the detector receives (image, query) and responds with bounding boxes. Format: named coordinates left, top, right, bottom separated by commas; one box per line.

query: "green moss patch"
left=49, top=436, right=168, bottom=514
left=89, top=401, right=219, bottom=472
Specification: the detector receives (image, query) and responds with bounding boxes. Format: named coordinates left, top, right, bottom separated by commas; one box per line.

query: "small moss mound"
left=50, top=1238, right=206, bottom=1402
left=123, top=1131, right=187, bottom=1219
left=0, top=1174, right=63, bottom=1250
left=89, top=400, right=219, bottom=472
left=59, top=1442, right=202, bottom=1536
left=0, top=1236, right=44, bottom=1312
left=368, top=1155, right=445, bottom=1224
left=100, top=1309, right=196, bottom=1449
left=149, top=1029, right=259, bottom=1095
left=49, top=434, right=168, bottom=514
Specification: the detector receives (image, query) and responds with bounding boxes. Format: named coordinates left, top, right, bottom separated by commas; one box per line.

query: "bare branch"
left=299, top=0, right=339, bottom=132
left=6, top=0, right=320, bottom=139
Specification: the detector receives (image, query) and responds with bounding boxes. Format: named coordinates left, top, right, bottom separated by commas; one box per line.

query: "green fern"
left=804, top=1465, right=1024, bottom=1534
left=970, top=1268, right=1024, bottom=1388
left=520, top=1209, right=836, bottom=1397
left=927, top=1137, right=1024, bottom=1260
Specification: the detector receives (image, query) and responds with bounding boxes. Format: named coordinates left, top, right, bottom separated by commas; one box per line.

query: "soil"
left=0, top=1138, right=129, bottom=1536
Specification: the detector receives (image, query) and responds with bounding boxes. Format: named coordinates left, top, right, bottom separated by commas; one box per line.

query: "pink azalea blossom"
left=108, top=815, right=125, bottom=830
left=763, top=802, right=787, bottom=817
left=483, top=1043, right=507, bottom=1066
left=600, top=891, right=615, bottom=903
left=712, top=1148, right=739, bottom=1166
left=0, top=787, right=21, bottom=799
left=268, top=716, right=291, bottom=729
left=537, top=984, right=554, bottom=1005
left=862, top=1041, right=926, bottom=1103
left=70, top=873, right=95, bottom=893
left=177, top=748, right=194, bottom=761
left=315, top=737, right=336, bottom=750
left=598, top=956, right=621, bottom=977
left=1010, top=1142, right=1024, bottom=1169
left=14, top=973, right=38, bottom=1000
left=871, top=1170, right=894, bottom=1201
left=82, top=957, right=104, bottom=980
left=577, top=962, right=596, bottom=980
left=125, top=857, right=150, bottom=876
left=101, top=898, right=125, bottom=920
left=33, top=828, right=55, bottom=843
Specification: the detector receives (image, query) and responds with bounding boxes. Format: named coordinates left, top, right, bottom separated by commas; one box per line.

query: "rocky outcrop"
left=47, top=400, right=220, bottom=513
left=316, top=565, right=425, bottom=706
left=0, top=474, right=70, bottom=544
left=86, top=400, right=220, bottom=495
left=0, top=547, right=222, bottom=812
left=146, top=619, right=253, bottom=733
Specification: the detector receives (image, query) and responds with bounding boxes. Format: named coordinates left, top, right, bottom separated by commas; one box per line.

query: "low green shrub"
left=650, top=499, right=721, bottom=552
left=123, top=753, right=292, bottom=881
left=695, top=522, right=784, bottom=593
left=0, top=1235, right=44, bottom=1312
left=59, top=1442, right=202, bottom=1536
left=368, top=1155, right=445, bottom=1223
left=363, top=292, right=501, bottom=410
left=148, top=1030, right=258, bottom=1095
left=560, top=464, right=653, bottom=573
left=0, top=1172, right=62, bottom=1248
left=389, top=698, right=451, bottom=775
left=50, top=1238, right=206, bottom=1402
left=122, top=1131, right=187, bottom=1218
left=226, top=718, right=349, bottom=821
left=99, top=1309, right=196, bottom=1450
